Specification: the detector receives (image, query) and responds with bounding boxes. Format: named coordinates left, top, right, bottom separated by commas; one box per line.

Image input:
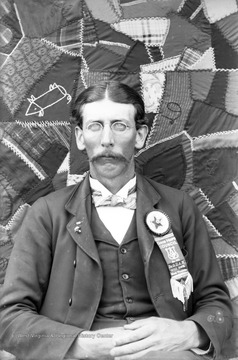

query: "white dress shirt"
left=89, top=176, right=136, bottom=244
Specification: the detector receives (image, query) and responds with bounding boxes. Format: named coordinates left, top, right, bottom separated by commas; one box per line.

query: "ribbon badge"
left=145, top=210, right=193, bottom=311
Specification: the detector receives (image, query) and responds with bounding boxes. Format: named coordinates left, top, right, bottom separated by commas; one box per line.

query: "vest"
left=90, top=206, right=157, bottom=329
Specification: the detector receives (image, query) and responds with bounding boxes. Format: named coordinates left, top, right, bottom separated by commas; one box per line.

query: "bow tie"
left=92, top=185, right=137, bottom=210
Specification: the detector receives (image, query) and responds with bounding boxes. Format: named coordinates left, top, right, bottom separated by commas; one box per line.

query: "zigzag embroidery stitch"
left=216, top=254, right=238, bottom=259
left=5, top=204, right=31, bottom=231
left=196, top=188, right=215, bottom=211
left=15, top=120, right=71, bottom=128
left=194, top=129, right=238, bottom=139
left=136, top=130, right=193, bottom=157
left=99, top=40, right=130, bottom=49
left=1, top=138, right=46, bottom=181
left=202, top=215, right=222, bottom=237
left=41, top=38, right=82, bottom=58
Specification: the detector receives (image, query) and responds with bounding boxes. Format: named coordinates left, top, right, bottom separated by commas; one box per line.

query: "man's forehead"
left=81, top=99, right=136, bottom=120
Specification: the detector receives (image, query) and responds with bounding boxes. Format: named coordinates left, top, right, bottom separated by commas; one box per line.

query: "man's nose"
left=100, top=124, right=114, bottom=146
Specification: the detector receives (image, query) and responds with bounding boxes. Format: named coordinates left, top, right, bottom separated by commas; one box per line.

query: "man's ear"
left=135, top=125, right=148, bottom=150
left=75, top=126, right=86, bottom=151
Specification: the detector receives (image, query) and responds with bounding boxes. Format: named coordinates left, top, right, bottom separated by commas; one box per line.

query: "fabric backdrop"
left=0, top=0, right=238, bottom=358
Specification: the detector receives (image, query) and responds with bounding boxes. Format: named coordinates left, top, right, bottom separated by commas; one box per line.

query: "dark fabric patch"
left=135, top=136, right=186, bottom=189
left=38, top=143, right=68, bottom=178
left=185, top=101, right=238, bottom=136
left=15, top=53, right=80, bottom=123
left=69, top=124, right=89, bottom=175
left=193, top=148, right=238, bottom=197
left=211, top=17, right=238, bottom=69
left=206, top=71, right=228, bottom=111
left=207, top=204, right=238, bottom=252
left=163, top=12, right=211, bottom=58
left=24, top=177, right=54, bottom=205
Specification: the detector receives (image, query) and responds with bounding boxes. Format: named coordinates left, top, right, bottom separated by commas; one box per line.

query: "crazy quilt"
left=0, top=1, right=238, bottom=358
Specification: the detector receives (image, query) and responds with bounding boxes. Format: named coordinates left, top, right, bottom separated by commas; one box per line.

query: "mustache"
left=90, top=151, right=128, bottom=163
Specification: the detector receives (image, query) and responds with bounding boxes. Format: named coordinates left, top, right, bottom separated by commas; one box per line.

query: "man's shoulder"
left=33, top=182, right=82, bottom=210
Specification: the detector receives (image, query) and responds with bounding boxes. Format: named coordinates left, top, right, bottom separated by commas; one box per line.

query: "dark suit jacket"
left=0, top=174, right=233, bottom=360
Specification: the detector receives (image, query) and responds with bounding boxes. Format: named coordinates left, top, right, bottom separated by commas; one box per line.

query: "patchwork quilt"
left=0, top=0, right=238, bottom=357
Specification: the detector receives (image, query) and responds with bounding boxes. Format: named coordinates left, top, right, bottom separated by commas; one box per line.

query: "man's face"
left=75, top=98, right=147, bottom=182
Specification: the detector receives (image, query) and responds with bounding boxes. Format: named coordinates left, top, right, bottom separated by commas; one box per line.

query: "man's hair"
left=72, top=80, right=147, bottom=129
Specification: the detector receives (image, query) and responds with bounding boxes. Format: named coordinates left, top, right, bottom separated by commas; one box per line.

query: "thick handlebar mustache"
left=91, top=153, right=128, bottom=163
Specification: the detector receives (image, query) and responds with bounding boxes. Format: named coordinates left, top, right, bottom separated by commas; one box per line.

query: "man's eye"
left=112, top=122, right=127, bottom=132
left=87, top=122, right=102, bottom=131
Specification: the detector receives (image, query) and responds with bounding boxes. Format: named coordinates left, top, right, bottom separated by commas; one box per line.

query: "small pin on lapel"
left=74, top=221, right=82, bottom=233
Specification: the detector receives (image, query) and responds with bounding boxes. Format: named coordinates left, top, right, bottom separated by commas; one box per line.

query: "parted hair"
left=72, top=80, right=147, bottom=129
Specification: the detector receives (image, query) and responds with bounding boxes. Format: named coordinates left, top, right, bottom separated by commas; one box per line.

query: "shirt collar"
left=89, top=176, right=136, bottom=198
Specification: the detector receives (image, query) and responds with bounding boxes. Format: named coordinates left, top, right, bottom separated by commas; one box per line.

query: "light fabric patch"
left=193, top=130, right=238, bottom=151
left=1, top=38, right=62, bottom=115
left=121, top=0, right=182, bottom=19
left=228, top=190, right=238, bottom=218
left=140, top=71, right=166, bottom=113
left=177, top=47, right=203, bottom=70
left=226, top=70, right=238, bottom=116
left=0, top=24, right=12, bottom=47
left=225, top=276, right=238, bottom=299
left=146, top=72, right=193, bottom=145
left=140, top=56, right=180, bottom=72
left=190, top=47, right=216, bottom=70
left=57, top=153, right=70, bottom=174
left=202, top=0, right=238, bottom=24
left=67, top=172, right=88, bottom=186
left=111, top=17, right=170, bottom=46
left=85, top=0, right=120, bottom=23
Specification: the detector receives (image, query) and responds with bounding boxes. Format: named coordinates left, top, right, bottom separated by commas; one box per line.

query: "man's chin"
left=91, top=162, right=126, bottom=179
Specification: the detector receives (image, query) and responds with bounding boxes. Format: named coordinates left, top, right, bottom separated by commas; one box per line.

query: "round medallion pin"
left=145, top=210, right=171, bottom=236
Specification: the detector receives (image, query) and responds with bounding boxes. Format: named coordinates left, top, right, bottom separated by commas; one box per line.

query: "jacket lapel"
left=136, top=174, right=161, bottom=264
left=65, top=174, right=101, bottom=265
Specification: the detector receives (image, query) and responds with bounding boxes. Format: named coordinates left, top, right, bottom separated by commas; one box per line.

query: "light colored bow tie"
left=92, top=185, right=137, bottom=210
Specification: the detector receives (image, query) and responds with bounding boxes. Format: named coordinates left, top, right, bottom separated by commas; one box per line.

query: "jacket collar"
left=65, top=173, right=161, bottom=265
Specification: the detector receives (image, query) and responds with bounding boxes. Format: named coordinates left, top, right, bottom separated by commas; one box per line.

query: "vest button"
left=73, top=260, right=76, bottom=268
left=120, top=247, right=127, bottom=254
left=122, top=273, right=129, bottom=280
left=69, top=298, right=72, bottom=306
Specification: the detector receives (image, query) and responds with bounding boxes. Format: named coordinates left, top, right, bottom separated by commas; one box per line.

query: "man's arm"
left=0, top=198, right=82, bottom=360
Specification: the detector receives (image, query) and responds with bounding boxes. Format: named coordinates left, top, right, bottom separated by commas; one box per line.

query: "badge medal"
left=145, top=210, right=193, bottom=311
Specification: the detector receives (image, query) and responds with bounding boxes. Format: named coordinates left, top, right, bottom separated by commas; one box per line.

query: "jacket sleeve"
left=180, top=192, right=233, bottom=359
left=0, top=197, right=82, bottom=360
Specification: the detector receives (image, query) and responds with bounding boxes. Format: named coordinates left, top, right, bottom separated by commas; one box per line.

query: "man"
left=0, top=81, right=232, bottom=360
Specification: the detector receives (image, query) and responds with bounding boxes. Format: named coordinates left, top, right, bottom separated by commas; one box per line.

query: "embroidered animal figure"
left=25, top=83, right=72, bottom=117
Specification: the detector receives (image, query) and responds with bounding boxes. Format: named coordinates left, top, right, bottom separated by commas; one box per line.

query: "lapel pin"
left=74, top=221, right=82, bottom=234
left=145, top=210, right=170, bottom=236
